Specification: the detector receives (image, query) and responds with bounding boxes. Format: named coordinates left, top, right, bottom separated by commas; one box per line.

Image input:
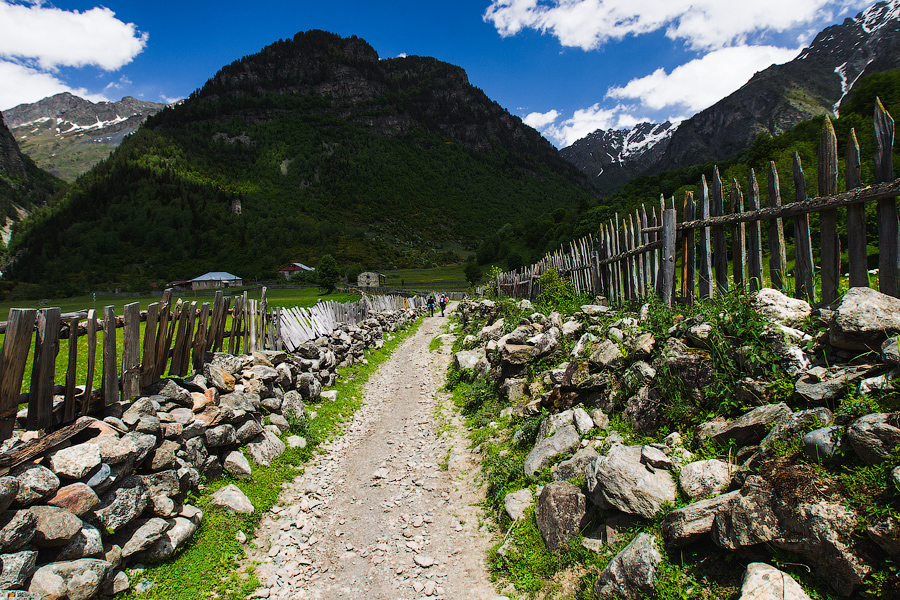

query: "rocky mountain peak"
left=0, top=110, right=27, bottom=180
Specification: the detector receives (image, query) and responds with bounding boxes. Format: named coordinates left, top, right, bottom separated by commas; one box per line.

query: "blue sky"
left=0, top=0, right=875, bottom=147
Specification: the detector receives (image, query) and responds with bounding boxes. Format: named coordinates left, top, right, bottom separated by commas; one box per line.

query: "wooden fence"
left=496, top=100, right=900, bottom=308
left=0, top=288, right=420, bottom=440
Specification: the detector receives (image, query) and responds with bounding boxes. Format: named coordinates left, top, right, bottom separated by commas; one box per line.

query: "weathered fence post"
left=141, top=303, right=159, bottom=388
left=845, top=128, right=868, bottom=288
left=731, top=178, right=747, bottom=288
left=767, top=161, right=788, bottom=291
left=819, top=115, right=840, bottom=303
left=63, top=316, right=79, bottom=424
left=698, top=176, right=713, bottom=299
left=682, top=191, right=695, bottom=301
left=875, top=98, right=900, bottom=298
left=711, top=167, right=728, bottom=293
left=747, top=170, right=763, bottom=292
left=122, top=302, right=141, bottom=400
left=82, top=309, right=97, bottom=416
left=662, top=205, right=677, bottom=306
left=101, top=306, right=117, bottom=407
left=27, top=308, right=61, bottom=430
left=793, top=152, right=816, bottom=304
left=0, top=309, right=36, bottom=436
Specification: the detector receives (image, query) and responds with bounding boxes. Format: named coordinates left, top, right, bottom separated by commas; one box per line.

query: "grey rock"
left=711, top=403, right=792, bottom=447
left=121, top=397, right=157, bottom=426
left=223, top=451, right=252, bottom=479
left=660, top=491, right=739, bottom=548
left=739, top=562, right=812, bottom=600
left=46, top=442, right=103, bottom=479
left=712, top=476, right=781, bottom=550
left=640, top=445, right=671, bottom=469
left=453, top=349, right=486, bottom=371
left=94, top=476, right=149, bottom=534
left=535, top=481, right=590, bottom=552
left=594, top=533, right=661, bottom=599
left=537, top=410, right=576, bottom=441
left=143, top=516, right=198, bottom=560
left=297, top=372, right=321, bottom=400
left=0, top=549, right=37, bottom=590
left=624, top=386, right=662, bottom=435
left=100, top=569, right=130, bottom=596
left=268, top=414, right=290, bottom=433
left=211, top=484, right=254, bottom=514
left=553, top=447, right=599, bottom=482
left=570, top=333, right=597, bottom=358
left=883, top=336, right=900, bottom=366
left=281, top=390, right=307, bottom=421
left=585, top=444, right=676, bottom=518
left=867, top=516, right=900, bottom=559
left=0, top=479, right=17, bottom=514
left=761, top=408, right=833, bottom=453
left=29, top=558, right=112, bottom=600
left=0, top=510, right=35, bottom=552
left=53, top=523, right=104, bottom=561
left=30, top=505, right=82, bottom=548
left=524, top=425, right=580, bottom=477
left=590, top=340, right=623, bottom=369
left=206, top=364, right=236, bottom=393
left=246, top=430, right=286, bottom=467
left=85, top=463, right=112, bottom=491
left=140, top=470, right=180, bottom=499
left=121, top=432, right=157, bottom=468
left=120, top=518, right=172, bottom=558
left=47, top=482, right=100, bottom=516
left=678, top=459, right=733, bottom=499
left=795, top=367, right=868, bottom=405
left=235, top=418, right=264, bottom=443
left=143, top=379, right=192, bottom=407
left=503, top=488, right=533, bottom=522
left=830, top=286, right=900, bottom=351
left=802, top=426, right=844, bottom=463
left=654, top=337, right=713, bottom=404
left=500, top=378, right=528, bottom=404
left=847, top=412, right=900, bottom=464
left=205, top=424, right=238, bottom=448
left=11, top=463, right=59, bottom=507
left=753, top=288, right=811, bottom=327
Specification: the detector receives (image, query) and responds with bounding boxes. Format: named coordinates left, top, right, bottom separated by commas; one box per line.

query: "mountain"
left=559, top=121, right=675, bottom=194
left=4, top=93, right=166, bottom=182
left=564, top=0, right=900, bottom=192
left=5, top=30, right=595, bottom=289
left=0, top=110, right=65, bottom=248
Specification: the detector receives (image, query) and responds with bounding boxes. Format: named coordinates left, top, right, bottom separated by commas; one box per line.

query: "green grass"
left=381, top=264, right=470, bottom=291
left=121, top=315, right=423, bottom=600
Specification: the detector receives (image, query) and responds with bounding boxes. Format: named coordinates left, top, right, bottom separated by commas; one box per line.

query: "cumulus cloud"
left=0, top=1, right=147, bottom=110
left=483, top=0, right=869, bottom=51
left=606, top=45, right=802, bottom=114
left=533, top=103, right=644, bottom=148
left=523, top=109, right=560, bottom=129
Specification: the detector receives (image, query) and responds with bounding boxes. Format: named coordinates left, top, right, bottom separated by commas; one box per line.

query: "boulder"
left=585, top=444, right=676, bottom=518
left=654, top=338, right=713, bottom=404
left=883, top=336, right=900, bottom=366
left=0, top=548, right=37, bottom=590
left=0, top=478, right=17, bottom=514
left=211, top=484, right=254, bottom=514
left=246, top=430, right=286, bottom=467
left=593, top=533, right=661, bottom=599
left=281, top=391, right=307, bottom=421
left=829, top=286, right=900, bottom=351
left=660, top=491, right=739, bottom=548
left=205, top=424, right=238, bottom=448
left=553, top=447, right=599, bottom=482
left=847, top=412, right=900, bottom=464
left=678, top=459, right=733, bottom=499
left=296, top=372, right=321, bottom=400
left=590, top=340, right=623, bottom=369
left=738, top=562, right=812, bottom=600
left=753, top=288, right=811, bottom=327
left=47, top=483, right=100, bottom=517
left=503, top=488, right=533, bottom=522
left=761, top=408, right=833, bottom=453
left=53, top=524, right=104, bottom=561
left=712, top=476, right=781, bottom=550
left=867, top=516, right=900, bottom=559
left=624, top=386, right=662, bottom=435
left=523, top=425, right=580, bottom=477
left=119, top=518, right=172, bottom=558
left=11, top=463, right=59, bottom=507
left=46, top=443, right=103, bottom=480
left=802, top=426, right=843, bottom=463
left=711, top=403, right=792, bottom=447
left=94, top=476, right=149, bottom=534
left=223, top=451, right=252, bottom=479
left=207, top=364, right=236, bottom=393
left=535, top=481, right=590, bottom=552
left=143, top=379, right=192, bottom=407
left=143, top=516, right=198, bottom=560
left=28, top=558, right=112, bottom=600
left=0, top=510, right=36, bottom=552
left=29, top=505, right=82, bottom=548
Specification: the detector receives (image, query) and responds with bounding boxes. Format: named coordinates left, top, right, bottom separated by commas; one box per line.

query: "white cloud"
left=159, top=94, right=183, bottom=105
left=537, top=103, right=643, bottom=148
left=523, top=109, right=560, bottom=129
left=0, top=60, right=107, bottom=110
left=0, top=1, right=147, bottom=70
left=484, top=0, right=870, bottom=51
left=606, top=45, right=802, bottom=114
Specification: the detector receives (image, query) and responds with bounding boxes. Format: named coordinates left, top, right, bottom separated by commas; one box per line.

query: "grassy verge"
left=121, top=316, right=423, bottom=600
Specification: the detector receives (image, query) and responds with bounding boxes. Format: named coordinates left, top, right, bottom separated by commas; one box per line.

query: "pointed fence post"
left=661, top=205, right=677, bottom=306
left=875, top=98, right=900, bottom=297
left=818, top=115, right=840, bottom=303
left=767, top=162, right=788, bottom=291
left=845, top=128, right=867, bottom=288
left=731, top=178, right=747, bottom=288
left=711, top=167, right=728, bottom=294
left=793, top=152, right=816, bottom=304
left=682, top=191, right=695, bottom=302
left=747, top=170, right=763, bottom=291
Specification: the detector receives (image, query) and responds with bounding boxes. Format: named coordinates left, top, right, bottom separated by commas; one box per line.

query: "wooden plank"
left=0, top=416, right=94, bottom=474
left=662, top=208, right=677, bottom=306
left=845, top=128, right=868, bottom=288
left=818, top=115, right=840, bottom=304
left=27, top=308, right=61, bottom=431
left=216, top=296, right=231, bottom=352
left=62, top=317, right=79, bottom=425
left=793, top=152, right=816, bottom=304
left=641, top=206, right=652, bottom=291
left=193, top=303, right=211, bottom=372
left=650, top=208, right=660, bottom=294
left=0, top=309, right=37, bottom=437
left=747, top=170, right=763, bottom=292
left=711, top=167, right=728, bottom=293
left=164, top=299, right=180, bottom=373
left=731, top=178, right=747, bottom=288
left=206, top=291, right=225, bottom=352
left=122, top=302, right=141, bottom=400
left=140, top=303, right=159, bottom=388
left=153, top=289, right=173, bottom=379
left=633, top=212, right=645, bottom=295
left=682, top=191, right=695, bottom=301
left=181, top=302, right=197, bottom=375
left=242, top=291, right=250, bottom=352
left=169, top=304, right=190, bottom=377
left=875, top=98, right=900, bottom=298
left=101, top=306, right=118, bottom=406
left=81, top=309, right=97, bottom=416
left=230, top=295, right=243, bottom=355
left=698, top=175, right=713, bottom=299
left=767, top=161, right=788, bottom=291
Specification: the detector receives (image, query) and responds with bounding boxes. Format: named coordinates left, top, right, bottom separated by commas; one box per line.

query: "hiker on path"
left=427, top=294, right=435, bottom=317
left=439, top=294, right=447, bottom=317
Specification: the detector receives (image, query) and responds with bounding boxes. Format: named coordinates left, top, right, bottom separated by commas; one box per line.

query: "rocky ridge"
left=453, top=286, right=900, bottom=598
left=0, top=306, right=421, bottom=599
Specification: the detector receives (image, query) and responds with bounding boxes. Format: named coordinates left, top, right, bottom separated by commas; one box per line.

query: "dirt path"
left=244, top=308, right=502, bottom=600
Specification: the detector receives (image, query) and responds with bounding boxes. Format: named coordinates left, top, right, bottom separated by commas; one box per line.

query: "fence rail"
left=0, top=288, right=418, bottom=441
left=496, top=100, right=900, bottom=308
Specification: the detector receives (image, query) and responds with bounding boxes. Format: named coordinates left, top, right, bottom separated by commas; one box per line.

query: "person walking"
left=427, top=294, right=435, bottom=317
left=439, top=294, right=447, bottom=317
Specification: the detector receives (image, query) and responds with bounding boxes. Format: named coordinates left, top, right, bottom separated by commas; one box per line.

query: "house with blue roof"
left=191, top=271, right=243, bottom=290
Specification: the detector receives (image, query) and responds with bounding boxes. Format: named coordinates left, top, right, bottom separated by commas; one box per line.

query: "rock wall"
left=0, top=308, right=421, bottom=599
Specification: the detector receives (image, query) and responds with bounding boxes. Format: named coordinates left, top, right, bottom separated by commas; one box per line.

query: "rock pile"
left=455, top=288, right=900, bottom=598
left=0, top=308, right=421, bottom=599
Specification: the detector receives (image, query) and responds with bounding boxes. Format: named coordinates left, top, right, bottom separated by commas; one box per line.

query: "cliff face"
left=0, top=111, right=26, bottom=180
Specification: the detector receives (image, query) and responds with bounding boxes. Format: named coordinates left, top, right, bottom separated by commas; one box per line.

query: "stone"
left=147, top=441, right=178, bottom=473
left=453, top=349, right=486, bottom=372
left=286, top=436, right=307, bottom=449
left=30, top=505, right=82, bottom=548
left=297, top=373, right=321, bottom=401
left=503, top=488, right=533, bottom=522
left=593, top=533, right=661, bottom=599
left=120, top=518, right=172, bottom=558
left=500, top=343, right=533, bottom=366
left=739, top=562, right=812, bottom=600
left=0, top=549, right=37, bottom=589
left=753, top=288, right=812, bottom=327
left=867, top=516, right=900, bottom=559
left=847, top=412, right=900, bottom=464
left=624, top=386, right=662, bottom=435
left=553, top=447, right=599, bottom=482
left=413, top=553, right=434, bottom=568
left=478, top=319, right=505, bottom=341
left=655, top=338, right=713, bottom=404
left=206, top=424, right=238, bottom=447
left=830, top=287, right=900, bottom=351
left=524, top=425, right=580, bottom=477
left=211, top=484, right=254, bottom=514
left=281, top=390, right=307, bottom=421
left=711, top=403, right=792, bottom=447
left=572, top=407, right=593, bottom=434
left=678, top=459, right=733, bottom=499
left=94, top=476, right=150, bottom=534
left=795, top=367, right=869, bottom=405
left=207, top=365, right=236, bottom=393
left=89, top=435, right=137, bottom=466
left=535, top=481, right=590, bottom=552
left=29, top=558, right=112, bottom=600
left=590, top=340, right=623, bottom=369
left=121, top=432, right=157, bottom=467
left=223, top=450, right=253, bottom=479
left=11, top=463, right=59, bottom=507
left=660, top=491, right=739, bottom=548
left=144, top=516, right=198, bottom=561
left=0, top=510, right=35, bottom=552
left=140, top=470, right=180, bottom=498
left=883, top=336, right=900, bottom=366
left=570, top=333, right=597, bottom=358
left=712, top=476, right=781, bottom=550
left=53, top=523, right=104, bottom=561
left=121, top=397, right=157, bottom=426
left=761, top=408, right=833, bottom=453
left=591, top=409, right=610, bottom=429
left=247, top=430, right=286, bottom=467
left=236, top=418, right=264, bottom=443
left=47, top=483, right=100, bottom=516
left=0, top=478, right=17, bottom=513
left=581, top=304, right=609, bottom=315
left=801, top=426, right=843, bottom=463
left=100, top=570, right=130, bottom=596
left=585, top=444, right=677, bottom=518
